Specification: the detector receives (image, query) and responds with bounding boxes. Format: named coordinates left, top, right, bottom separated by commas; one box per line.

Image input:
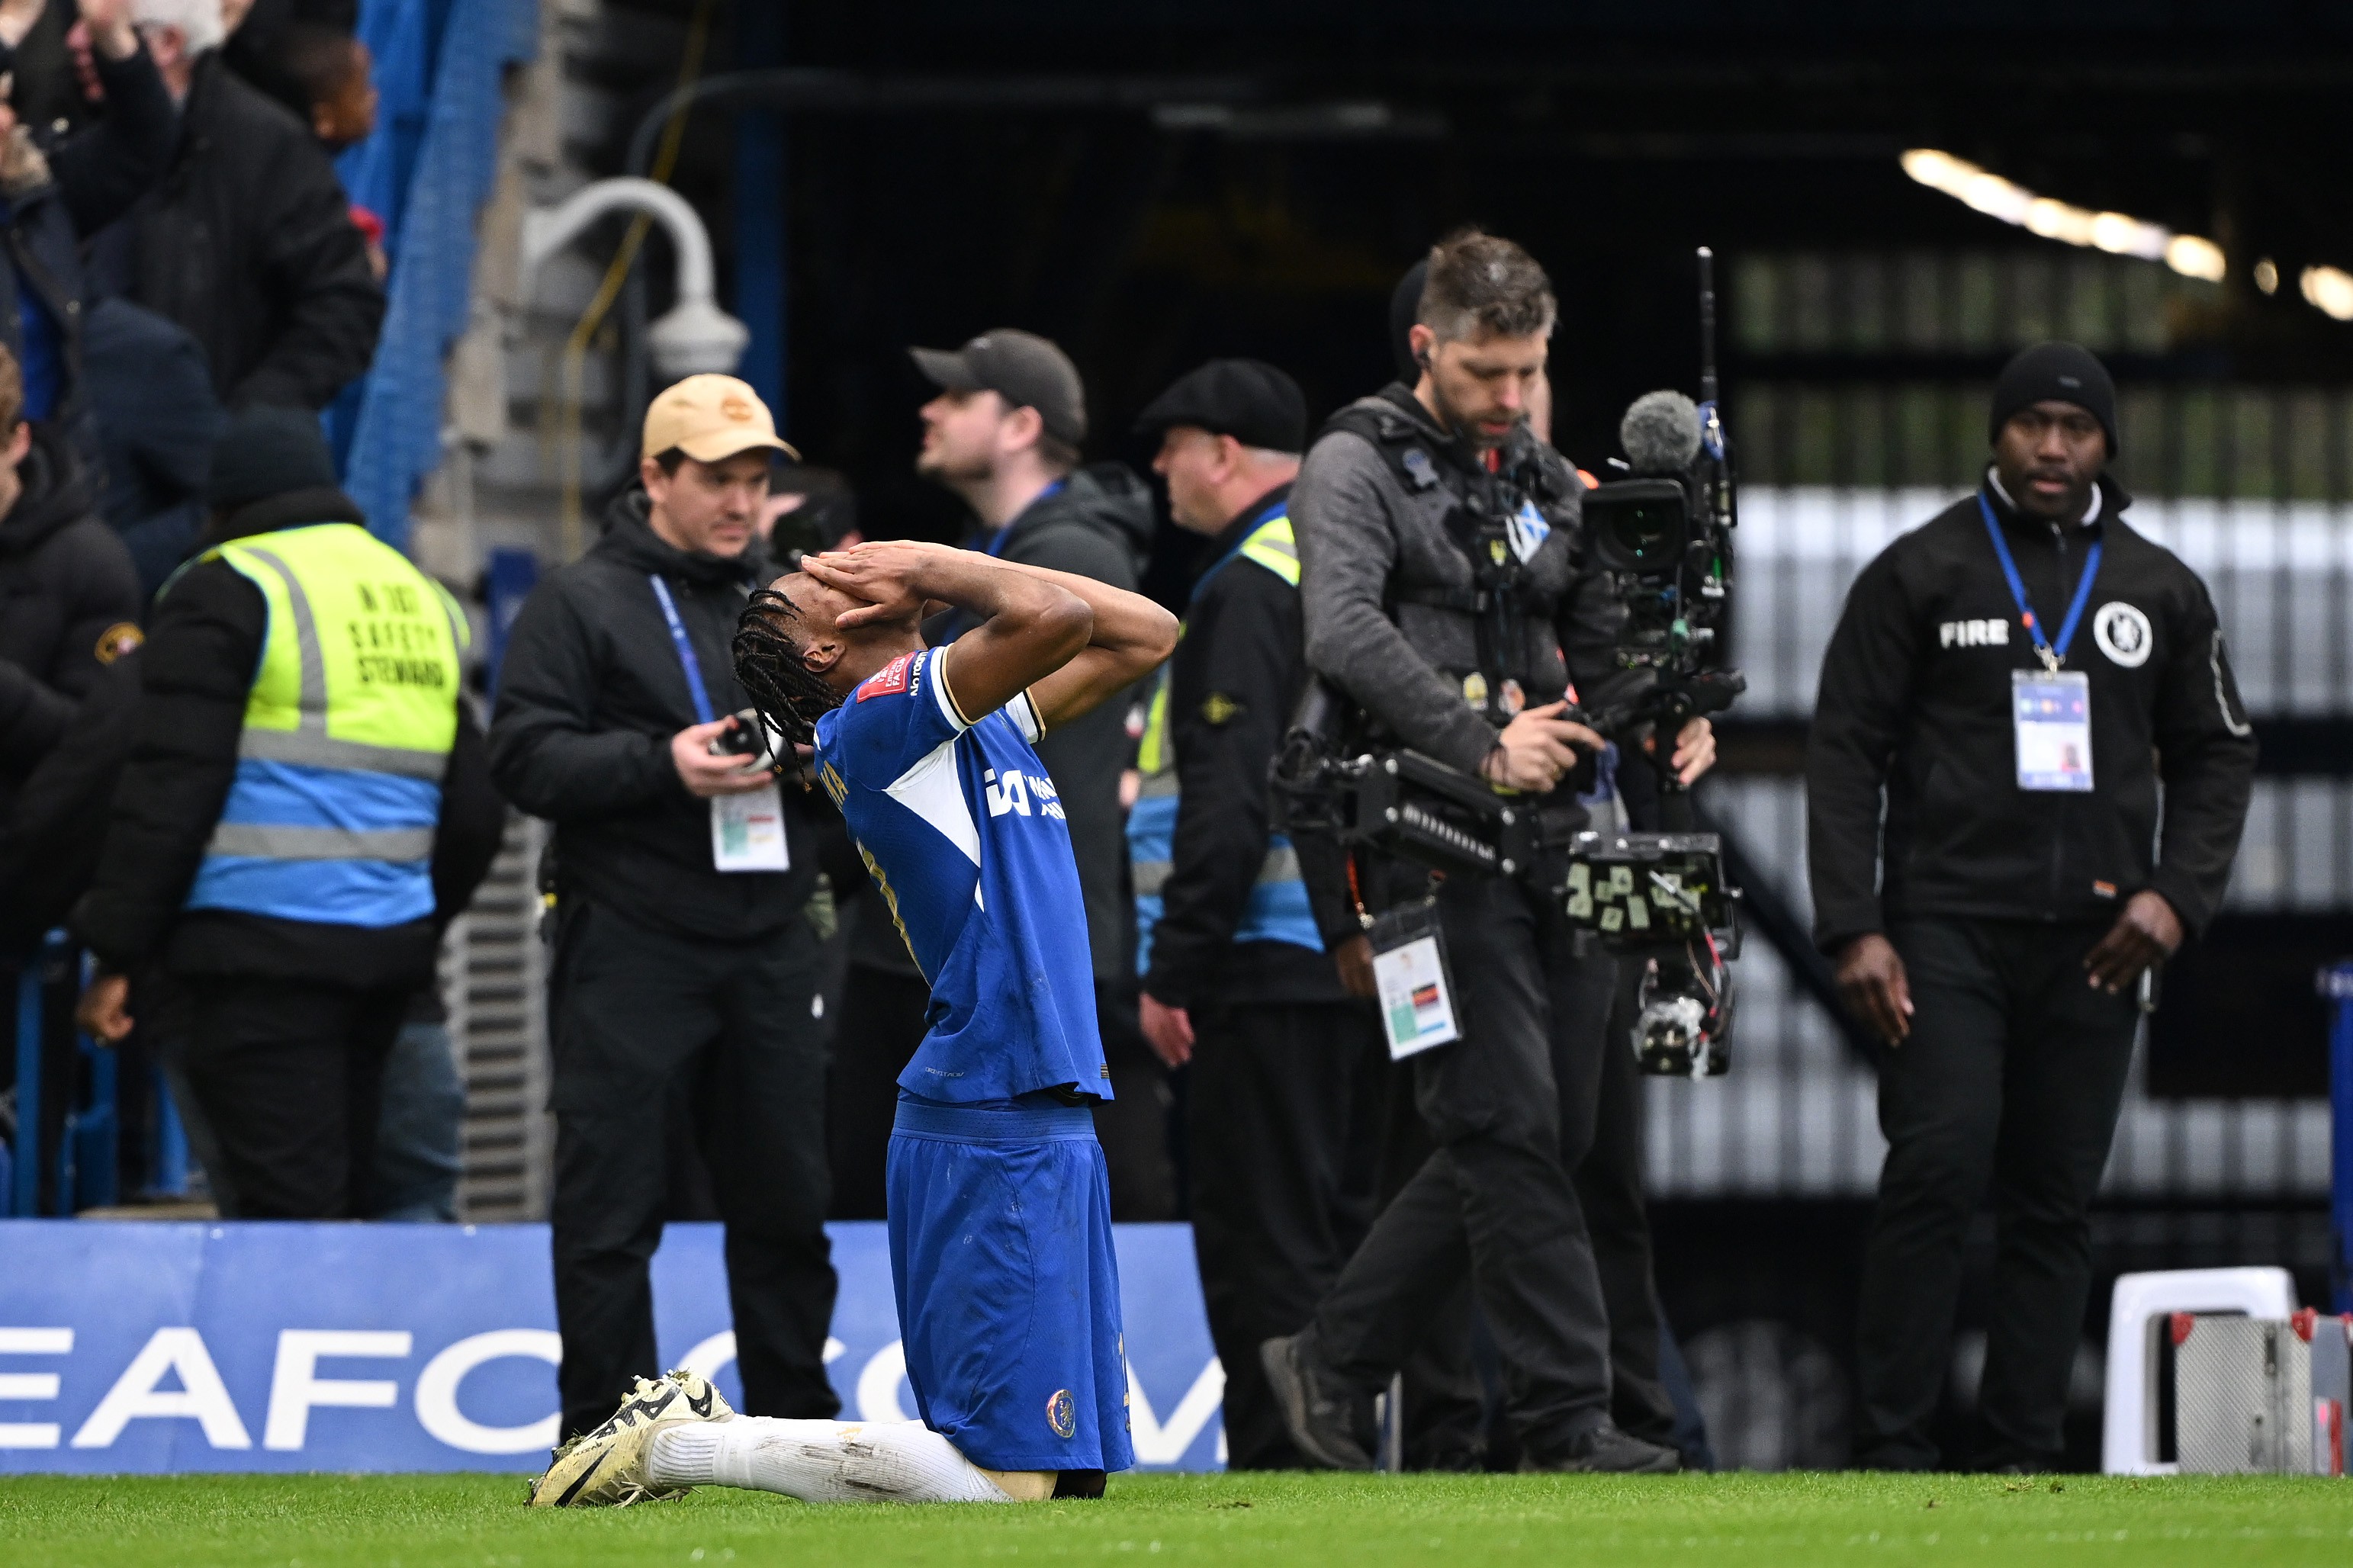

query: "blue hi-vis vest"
left=181, top=523, right=468, bottom=928
left=1129, top=508, right=1322, bottom=974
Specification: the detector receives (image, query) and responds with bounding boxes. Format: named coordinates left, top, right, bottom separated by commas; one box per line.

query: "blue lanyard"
left=1976, top=493, right=2101, bottom=672
left=1187, top=500, right=1290, bottom=608
left=979, top=478, right=1068, bottom=557
left=648, top=574, right=717, bottom=725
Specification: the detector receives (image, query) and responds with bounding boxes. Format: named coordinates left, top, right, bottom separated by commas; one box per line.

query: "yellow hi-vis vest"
left=182, top=522, right=468, bottom=927
left=1127, top=509, right=1322, bottom=972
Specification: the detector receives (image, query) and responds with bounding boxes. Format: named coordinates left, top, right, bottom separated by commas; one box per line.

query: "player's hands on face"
left=1139, top=992, right=1194, bottom=1068
left=802, top=541, right=940, bottom=631
left=1332, top=934, right=1377, bottom=1000
left=2083, top=889, right=2181, bottom=994
left=1481, top=700, right=1603, bottom=792
left=76, top=971, right=133, bottom=1043
left=1835, top=933, right=1913, bottom=1047
left=671, top=716, right=774, bottom=798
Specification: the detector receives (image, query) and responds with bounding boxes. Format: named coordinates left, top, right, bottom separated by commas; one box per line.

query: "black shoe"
left=1258, top=1332, right=1375, bottom=1471
left=1520, top=1421, right=1683, bottom=1474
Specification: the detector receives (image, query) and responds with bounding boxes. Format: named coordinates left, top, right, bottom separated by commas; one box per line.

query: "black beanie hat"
left=208, top=406, right=340, bottom=509
left=1988, top=342, right=2118, bottom=455
left=1389, top=258, right=1429, bottom=384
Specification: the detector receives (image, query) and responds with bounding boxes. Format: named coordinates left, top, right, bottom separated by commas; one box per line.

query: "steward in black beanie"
left=1988, top=342, right=2117, bottom=456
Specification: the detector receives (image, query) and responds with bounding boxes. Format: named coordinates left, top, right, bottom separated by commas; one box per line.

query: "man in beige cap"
left=489, top=375, right=842, bottom=1441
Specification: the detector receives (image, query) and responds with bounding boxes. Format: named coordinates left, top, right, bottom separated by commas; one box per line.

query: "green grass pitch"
left=4, top=1470, right=2351, bottom=1567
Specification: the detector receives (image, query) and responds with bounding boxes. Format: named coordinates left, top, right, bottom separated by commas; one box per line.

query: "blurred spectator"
left=487, top=375, right=838, bottom=1441
left=82, top=294, right=222, bottom=595
left=0, top=0, right=176, bottom=468
left=86, top=0, right=382, bottom=410
left=369, top=990, right=465, bottom=1221
left=279, top=18, right=364, bottom=149
left=69, top=406, right=504, bottom=1219
left=0, top=340, right=140, bottom=810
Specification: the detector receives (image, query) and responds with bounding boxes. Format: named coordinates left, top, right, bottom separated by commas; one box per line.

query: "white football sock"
left=648, top=1418, right=1015, bottom=1505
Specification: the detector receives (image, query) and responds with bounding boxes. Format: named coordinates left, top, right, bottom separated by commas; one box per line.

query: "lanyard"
left=1187, top=499, right=1290, bottom=608
left=648, top=574, right=717, bottom=725
left=1976, top=493, right=2101, bottom=673
left=978, top=478, right=1068, bottom=557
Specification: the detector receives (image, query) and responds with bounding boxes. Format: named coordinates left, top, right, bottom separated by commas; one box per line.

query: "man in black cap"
left=1808, top=341, right=2258, bottom=1470
left=832, top=329, right=1170, bottom=1216
left=1122, top=358, right=1385, bottom=1466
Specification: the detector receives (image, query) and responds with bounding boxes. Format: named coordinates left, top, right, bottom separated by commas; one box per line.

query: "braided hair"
left=733, top=587, right=844, bottom=749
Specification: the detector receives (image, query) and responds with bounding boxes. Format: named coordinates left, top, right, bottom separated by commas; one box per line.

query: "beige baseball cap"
left=641, top=374, right=801, bottom=463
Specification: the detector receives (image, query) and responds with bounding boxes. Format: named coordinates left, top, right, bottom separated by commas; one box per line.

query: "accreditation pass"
left=2013, top=669, right=2093, bottom=792
left=712, top=784, right=792, bottom=872
left=1374, top=932, right=1460, bottom=1059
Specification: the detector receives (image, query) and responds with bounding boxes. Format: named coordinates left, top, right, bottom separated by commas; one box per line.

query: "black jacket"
left=82, top=296, right=221, bottom=594
left=908, top=463, right=1155, bottom=983
left=1140, top=485, right=1352, bottom=1011
left=69, top=488, right=506, bottom=982
left=1805, top=477, right=2258, bottom=953
left=487, top=490, right=820, bottom=941
left=1, top=41, right=178, bottom=464
left=92, top=50, right=384, bottom=410
left=0, top=424, right=141, bottom=805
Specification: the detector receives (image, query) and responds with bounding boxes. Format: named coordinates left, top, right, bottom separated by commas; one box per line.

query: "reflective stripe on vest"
left=184, top=523, right=468, bottom=927
left=1128, top=510, right=1322, bottom=971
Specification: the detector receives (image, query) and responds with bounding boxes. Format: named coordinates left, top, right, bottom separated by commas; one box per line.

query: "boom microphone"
left=1619, top=389, right=1702, bottom=476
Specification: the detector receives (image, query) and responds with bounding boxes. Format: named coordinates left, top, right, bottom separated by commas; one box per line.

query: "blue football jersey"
left=815, top=647, right=1111, bottom=1102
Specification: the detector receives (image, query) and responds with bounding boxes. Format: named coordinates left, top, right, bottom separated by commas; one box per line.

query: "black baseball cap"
left=1133, top=359, right=1308, bottom=455
left=909, top=329, right=1088, bottom=447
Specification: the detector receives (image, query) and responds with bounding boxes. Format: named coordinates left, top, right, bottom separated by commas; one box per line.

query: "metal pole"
left=2325, top=959, right=2353, bottom=1313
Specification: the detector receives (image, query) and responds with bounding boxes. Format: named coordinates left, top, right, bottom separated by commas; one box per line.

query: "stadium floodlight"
left=1899, top=149, right=2228, bottom=283
left=2300, top=265, right=2353, bottom=323
left=520, top=177, right=751, bottom=378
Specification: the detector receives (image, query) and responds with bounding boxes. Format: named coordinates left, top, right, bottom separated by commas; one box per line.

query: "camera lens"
left=1609, top=503, right=1677, bottom=569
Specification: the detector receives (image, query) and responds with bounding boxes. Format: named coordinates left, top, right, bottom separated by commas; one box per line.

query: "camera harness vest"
left=1320, top=394, right=1575, bottom=725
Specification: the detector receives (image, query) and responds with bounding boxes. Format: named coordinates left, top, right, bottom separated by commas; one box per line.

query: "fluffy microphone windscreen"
left=1619, top=390, right=1703, bottom=475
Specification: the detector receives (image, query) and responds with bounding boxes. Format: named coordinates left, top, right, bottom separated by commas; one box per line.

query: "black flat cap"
left=1989, top=342, right=2118, bottom=455
left=909, top=329, right=1088, bottom=448
left=1133, top=358, right=1307, bottom=455
left=208, top=405, right=340, bottom=509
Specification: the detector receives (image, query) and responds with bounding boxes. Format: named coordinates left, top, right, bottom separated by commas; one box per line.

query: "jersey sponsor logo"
left=859, top=651, right=916, bottom=701
left=2094, top=602, right=2152, bottom=668
left=1046, top=1387, right=1077, bottom=1439
left=984, top=766, right=1066, bottom=821
left=1939, top=617, right=2011, bottom=650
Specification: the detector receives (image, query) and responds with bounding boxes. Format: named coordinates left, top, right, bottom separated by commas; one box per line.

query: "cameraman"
left=1264, top=231, right=1708, bottom=1473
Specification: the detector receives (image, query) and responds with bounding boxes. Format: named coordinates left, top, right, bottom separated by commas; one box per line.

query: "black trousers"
left=550, top=899, right=838, bottom=1438
left=1187, top=994, right=1390, bottom=1469
left=1577, top=960, right=1680, bottom=1446
left=1854, top=916, right=2140, bottom=1470
left=1312, top=875, right=1618, bottom=1455
left=182, top=975, right=409, bottom=1219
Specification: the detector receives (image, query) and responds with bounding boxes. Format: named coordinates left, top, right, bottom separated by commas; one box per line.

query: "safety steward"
left=72, top=406, right=504, bottom=1219
left=1808, top=342, right=2258, bottom=1470
left=1125, top=359, right=1382, bottom=1468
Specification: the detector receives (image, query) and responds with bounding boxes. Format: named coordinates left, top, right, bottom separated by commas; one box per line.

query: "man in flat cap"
left=1123, top=358, right=1384, bottom=1467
